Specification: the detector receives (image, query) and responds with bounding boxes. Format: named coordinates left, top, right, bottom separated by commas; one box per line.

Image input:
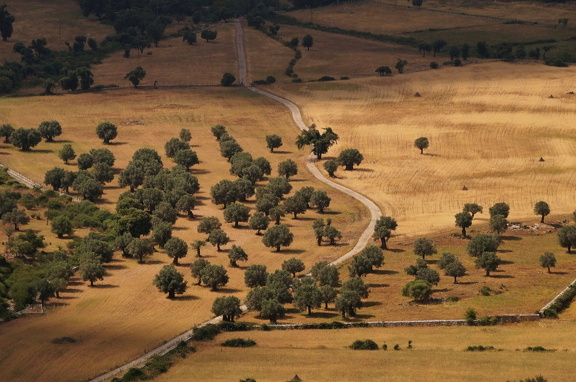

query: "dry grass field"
left=157, top=321, right=576, bottom=381
left=0, top=0, right=112, bottom=64
left=271, top=62, right=576, bottom=237
left=92, top=23, right=238, bottom=87
left=0, top=87, right=368, bottom=382
left=287, top=1, right=576, bottom=58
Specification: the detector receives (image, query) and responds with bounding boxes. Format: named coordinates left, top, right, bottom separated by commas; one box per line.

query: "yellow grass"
left=270, top=62, right=576, bottom=237
left=0, top=0, right=112, bottom=64
left=0, top=87, right=368, bottom=382
left=92, top=23, right=238, bottom=87
left=157, top=321, right=576, bottom=381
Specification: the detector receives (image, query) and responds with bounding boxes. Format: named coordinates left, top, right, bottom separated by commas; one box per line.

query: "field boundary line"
left=539, top=277, right=576, bottom=314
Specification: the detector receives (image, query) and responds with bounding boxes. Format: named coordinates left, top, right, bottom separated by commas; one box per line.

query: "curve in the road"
left=87, top=19, right=383, bottom=382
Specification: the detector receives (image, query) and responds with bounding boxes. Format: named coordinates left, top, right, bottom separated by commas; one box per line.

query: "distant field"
left=0, top=0, right=112, bottom=64
left=272, top=62, right=576, bottom=237
left=92, top=23, right=238, bottom=87
left=157, top=321, right=576, bottom=381
left=287, top=1, right=576, bottom=59
left=0, top=87, right=368, bottom=382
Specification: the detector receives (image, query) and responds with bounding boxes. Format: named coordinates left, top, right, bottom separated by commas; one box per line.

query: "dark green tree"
left=260, top=298, right=285, bottom=323
left=373, top=216, right=398, bottom=250
left=294, top=282, right=322, bottom=315
left=489, top=214, right=508, bottom=234
left=414, top=137, right=429, bottom=154
left=211, top=124, right=227, bottom=140
left=79, top=258, right=105, bottom=286
left=266, top=134, right=283, bottom=152
left=72, top=172, right=104, bottom=201
left=201, top=29, right=217, bottom=42
left=38, top=120, right=62, bottom=142
left=432, top=39, right=447, bottom=57
left=302, top=34, right=313, bottom=50
left=445, top=260, right=466, bottom=283
left=319, top=285, right=337, bottom=309
left=227, top=244, right=248, bottom=267
left=324, top=225, right=342, bottom=245
left=93, top=163, right=114, bottom=184
left=310, top=190, right=331, bottom=213
left=244, top=264, right=268, bottom=288
left=282, top=257, right=305, bottom=277
left=220, top=72, right=236, bottom=86
left=151, top=220, right=172, bottom=248
left=11, top=128, right=42, bottom=151
left=190, top=239, right=206, bottom=258
left=558, top=225, right=576, bottom=253
left=153, top=265, right=187, bottom=298
left=224, top=202, right=250, bottom=227
left=455, top=211, right=473, bottom=237
left=127, top=237, right=155, bottom=263
left=475, top=251, right=500, bottom=276
left=534, top=201, right=550, bottom=223
left=463, top=203, right=483, bottom=218
left=278, top=159, right=298, bottom=179
left=50, top=215, right=73, bottom=238
left=395, top=58, right=408, bottom=73
left=295, top=125, right=339, bottom=160
left=190, top=258, right=210, bottom=285
left=212, top=295, right=242, bottom=322
left=96, top=122, right=118, bottom=144
left=77, top=153, right=94, bottom=170
left=165, top=137, right=189, bottom=158
left=489, top=202, right=510, bottom=218
left=311, top=261, right=339, bottom=287
left=208, top=228, right=229, bottom=251
left=335, top=289, right=363, bottom=318
left=323, top=159, right=338, bottom=177
left=437, top=252, right=457, bottom=269
left=197, top=216, right=222, bottom=235
left=174, top=149, right=199, bottom=170
left=262, top=224, right=294, bottom=252
left=284, top=195, right=307, bottom=219
left=164, top=237, right=188, bottom=265
left=467, top=234, right=500, bottom=257
left=200, top=264, right=229, bottom=290
left=211, top=179, right=239, bottom=208
left=402, top=280, right=432, bottom=301
left=249, top=211, right=270, bottom=235
left=413, top=237, right=436, bottom=259
left=125, top=66, right=146, bottom=87
left=540, top=252, right=556, bottom=273
left=349, top=254, right=373, bottom=277
left=0, top=4, right=14, bottom=41
left=337, top=148, right=364, bottom=170
left=2, top=209, right=29, bottom=231
left=375, top=66, right=392, bottom=76
left=58, top=144, right=76, bottom=164
left=0, top=124, right=14, bottom=142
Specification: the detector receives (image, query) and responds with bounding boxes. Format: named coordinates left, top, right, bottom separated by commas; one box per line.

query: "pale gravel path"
left=234, top=19, right=382, bottom=265
left=87, top=19, right=382, bottom=382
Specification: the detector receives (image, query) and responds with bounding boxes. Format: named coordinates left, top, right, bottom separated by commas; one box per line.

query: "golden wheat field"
left=0, top=87, right=368, bottom=382
left=157, top=321, right=576, bottom=382
left=271, top=62, right=576, bottom=237
left=0, top=0, right=112, bottom=64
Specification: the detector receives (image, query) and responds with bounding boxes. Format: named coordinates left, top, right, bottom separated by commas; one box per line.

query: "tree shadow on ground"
left=91, top=284, right=119, bottom=288
left=363, top=301, right=383, bottom=308
left=373, top=269, right=398, bottom=275
left=387, top=248, right=405, bottom=253
left=489, top=274, right=514, bottom=279
left=213, top=287, right=242, bottom=294
left=501, top=235, right=521, bottom=241
left=280, top=248, right=306, bottom=255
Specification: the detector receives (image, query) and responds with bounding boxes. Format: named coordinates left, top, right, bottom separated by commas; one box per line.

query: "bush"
left=118, top=367, right=146, bottom=381
left=221, top=338, right=257, bottom=347
left=465, top=308, right=477, bottom=325
left=524, top=346, right=555, bottom=352
left=350, top=339, right=379, bottom=350
left=191, top=324, right=220, bottom=341
left=145, top=354, right=172, bottom=374
left=292, top=78, right=302, bottom=83
left=453, top=58, right=462, bottom=66
left=445, top=296, right=460, bottom=302
left=218, top=321, right=254, bottom=332
left=478, top=316, right=499, bottom=326
left=480, top=286, right=492, bottom=296
left=393, top=344, right=401, bottom=350
left=541, top=285, right=576, bottom=317
left=430, top=62, right=439, bottom=69
left=265, top=76, right=276, bottom=84
left=318, top=76, right=336, bottom=81
left=466, top=345, right=495, bottom=351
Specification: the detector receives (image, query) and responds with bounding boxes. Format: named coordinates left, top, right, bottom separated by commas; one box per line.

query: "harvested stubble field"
left=156, top=321, right=576, bottom=381
left=92, top=22, right=239, bottom=87
left=0, top=0, right=112, bottom=64
left=287, top=1, right=576, bottom=59
left=271, top=62, right=576, bottom=237
left=0, top=87, right=368, bottom=382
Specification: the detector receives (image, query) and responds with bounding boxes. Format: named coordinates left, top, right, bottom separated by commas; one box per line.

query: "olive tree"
left=337, top=148, right=363, bottom=170
left=534, top=201, right=550, bottom=223
left=96, top=122, right=118, bottom=144
left=414, top=137, right=429, bottom=154
left=153, top=265, right=187, bottom=298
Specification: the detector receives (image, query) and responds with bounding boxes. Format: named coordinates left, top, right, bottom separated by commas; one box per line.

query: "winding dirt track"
left=87, top=20, right=382, bottom=382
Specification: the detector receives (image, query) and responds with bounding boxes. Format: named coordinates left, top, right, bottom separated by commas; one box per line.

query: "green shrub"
left=191, top=324, right=220, bottom=341
left=465, top=308, right=477, bottom=325
left=480, top=286, right=492, bottom=296
left=265, top=76, right=276, bottom=84
left=218, top=321, right=254, bottom=332
left=350, top=339, right=379, bottom=350
left=118, top=367, right=146, bottom=381
left=430, top=62, right=439, bottom=69
left=221, top=338, right=257, bottom=347
left=445, top=296, right=460, bottom=302
left=145, top=355, right=172, bottom=374
left=466, top=345, right=495, bottom=351
left=524, top=346, right=555, bottom=352
left=478, top=316, right=499, bottom=326
left=394, top=344, right=401, bottom=350
left=318, top=76, right=336, bottom=81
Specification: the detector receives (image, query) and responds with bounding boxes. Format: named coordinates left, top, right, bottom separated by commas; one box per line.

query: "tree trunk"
left=547, top=266, right=551, bottom=273
left=235, top=220, right=239, bottom=227
left=317, top=236, right=322, bottom=246
left=462, top=227, right=466, bottom=237
left=307, top=306, right=312, bottom=315
left=453, top=276, right=458, bottom=284
left=420, top=148, right=424, bottom=154
left=55, top=291, right=60, bottom=298
left=217, top=244, right=221, bottom=251
left=90, top=280, right=94, bottom=286
left=381, top=239, right=388, bottom=250
left=196, top=249, right=201, bottom=257
left=168, top=289, right=175, bottom=298
left=173, top=257, right=179, bottom=265
left=485, top=270, right=490, bottom=276
left=276, top=245, right=281, bottom=252
left=541, top=215, right=545, bottom=223
left=345, top=164, right=353, bottom=170
left=325, top=302, right=329, bottom=309
left=293, top=212, right=298, bottom=219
